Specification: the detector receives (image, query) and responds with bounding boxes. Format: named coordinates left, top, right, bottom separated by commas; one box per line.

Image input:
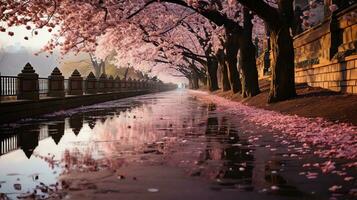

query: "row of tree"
left=129, top=0, right=297, bottom=102
left=1, top=0, right=350, bottom=102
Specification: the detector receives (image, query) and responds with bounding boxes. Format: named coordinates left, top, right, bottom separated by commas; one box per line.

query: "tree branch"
left=235, top=0, right=279, bottom=26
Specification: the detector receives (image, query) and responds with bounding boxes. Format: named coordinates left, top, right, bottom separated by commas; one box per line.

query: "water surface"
left=0, top=90, right=356, bottom=199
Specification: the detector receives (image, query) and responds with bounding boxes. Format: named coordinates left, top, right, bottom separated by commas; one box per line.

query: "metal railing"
left=0, top=134, right=19, bottom=156
left=39, top=78, right=49, bottom=95
left=0, top=75, right=18, bottom=96
left=64, top=79, right=69, bottom=95
left=0, top=73, right=168, bottom=102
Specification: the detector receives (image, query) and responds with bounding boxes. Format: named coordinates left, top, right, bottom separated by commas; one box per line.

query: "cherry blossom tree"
left=0, top=0, right=280, bottom=100
left=138, top=13, right=212, bottom=89
left=123, top=0, right=261, bottom=95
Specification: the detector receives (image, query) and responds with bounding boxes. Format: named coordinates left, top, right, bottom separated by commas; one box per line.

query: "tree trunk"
left=200, top=76, right=207, bottom=87
left=94, top=66, right=101, bottom=78
left=189, top=71, right=200, bottom=89
left=268, top=26, right=296, bottom=102
left=188, top=79, right=193, bottom=89
left=268, top=1, right=296, bottom=102
left=221, top=63, right=231, bottom=91
left=239, top=8, right=260, bottom=98
left=216, top=49, right=231, bottom=91
left=235, top=0, right=297, bottom=103
left=207, top=59, right=219, bottom=91
left=192, top=76, right=199, bottom=89
left=89, top=53, right=102, bottom=78
left=224, top=27, right=242, bottom=93
left=226, top=56, right=241, bottom=93
left=101, top=61, right=106, bottom=75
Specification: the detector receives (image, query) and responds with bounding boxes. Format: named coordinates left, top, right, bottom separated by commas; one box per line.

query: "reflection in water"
left=0, top=134, right=18, bottom=157
left=199, top=113, right=255, bottom=190
left=48, top=121, right=65, bottom=145
left=263, top=160, right=303, bottom=197
left=0, top=125, right=41, bottom=159
left=0, top=121, right=66, bottom=159
left=84, top=115, right=96, bottom=130
left=18, top=125, right=40, bottom=159
left=0, top=90, right=355, bottom=200
left=69, top=114, right=83, bottom=136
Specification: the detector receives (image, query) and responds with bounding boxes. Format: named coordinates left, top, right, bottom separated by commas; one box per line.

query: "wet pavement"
left=0, top=89, right=356, bottom=200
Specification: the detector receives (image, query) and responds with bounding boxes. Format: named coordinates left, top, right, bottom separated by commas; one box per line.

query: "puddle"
left=0, top=90, right=356, bottom=200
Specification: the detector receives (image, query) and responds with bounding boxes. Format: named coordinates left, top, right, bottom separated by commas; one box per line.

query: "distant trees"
left=89, top=53, right=106, bottom=78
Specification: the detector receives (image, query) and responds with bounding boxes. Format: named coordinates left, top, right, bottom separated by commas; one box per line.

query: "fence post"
left=85, top=72, right=97, bottom=94
left=127, top=78, right=132, bottom=91
left=17, top=63, right=39, bottom=101
left=138, top=80, right=142, bottom=90
left=108, top=75, right=114, bottom=92
left=150, top=81, right=153, bottom=90
left=48, top=67, right=65, bottom=98
left=144, top=80, right=148, bottom=89
left=68, top=69, right=83, bottom=95
left=121, top=79, right=126, bottom=91
left=98, top=73, right=107, bottom=93
left=114, top=76, right=121, bottom=92
left=132, top=78, right=136, bottom=90
left=132, top=79, right=137, bottom=91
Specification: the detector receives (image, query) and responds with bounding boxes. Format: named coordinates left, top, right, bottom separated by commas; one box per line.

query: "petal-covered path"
left=0, top=90, right=356, bottom=200
left=191, top=90, right=357, bottom=198
left=191, top=90, right=357, bottom=163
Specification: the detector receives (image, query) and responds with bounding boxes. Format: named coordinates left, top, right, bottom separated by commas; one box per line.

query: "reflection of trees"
left=85, top=117, right=97, bottom=129
left=78, top=100, right=146, bottom=129
left=60, top=96, right=192, bottom=171
left=263, top=160, right=304, bottom=197
left=201, top=115, right=254, bottom=187
left=195, top=111, right=305, bottom=197
left=84, top=109, right=111, bottom=126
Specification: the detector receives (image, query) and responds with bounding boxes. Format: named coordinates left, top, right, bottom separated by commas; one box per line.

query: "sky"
left=0, top=24, right=63, bottom=76
left=0, top=23, right=55, bottom=50
left=0, top=24, right=186, bottom=84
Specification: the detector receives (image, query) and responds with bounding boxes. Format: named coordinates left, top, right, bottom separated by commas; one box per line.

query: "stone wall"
left=257, top=4, right=357, bottom=94
left=295, top=55, right=357, bottom=93
left=0, top=64, right=177, bottom=123
left=294, top=4, right=357, bottom=93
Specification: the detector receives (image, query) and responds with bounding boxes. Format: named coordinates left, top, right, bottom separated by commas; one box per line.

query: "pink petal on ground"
left=344, top=177, right=354, bottom=181
left=329, top=185, right=342, bottom=192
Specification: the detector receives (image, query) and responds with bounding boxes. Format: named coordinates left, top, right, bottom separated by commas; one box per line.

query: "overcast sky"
left=0, top=24, right=185, bottom=84
left=0, top=23, right=55, bottom=50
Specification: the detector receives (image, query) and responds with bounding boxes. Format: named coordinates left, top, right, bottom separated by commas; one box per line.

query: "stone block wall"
left=295, top=55, right=357, bottom=93
left=257, top=4, right=357, bottom=94
left=293, top=4, right=357, bottom=94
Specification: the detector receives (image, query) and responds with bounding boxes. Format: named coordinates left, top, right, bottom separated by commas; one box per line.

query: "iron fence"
left=1, top=73, right=156, bottom=101
left=82, top=80, right=86, bottom=94
left=39, top=78, right=48, bottom=95
left=64, top=79, right=69, bottom=95
left=0, top=75, right=18, bottom=96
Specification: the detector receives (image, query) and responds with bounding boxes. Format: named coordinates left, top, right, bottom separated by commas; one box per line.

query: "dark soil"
left=210, top=79, right=357, bottom=125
